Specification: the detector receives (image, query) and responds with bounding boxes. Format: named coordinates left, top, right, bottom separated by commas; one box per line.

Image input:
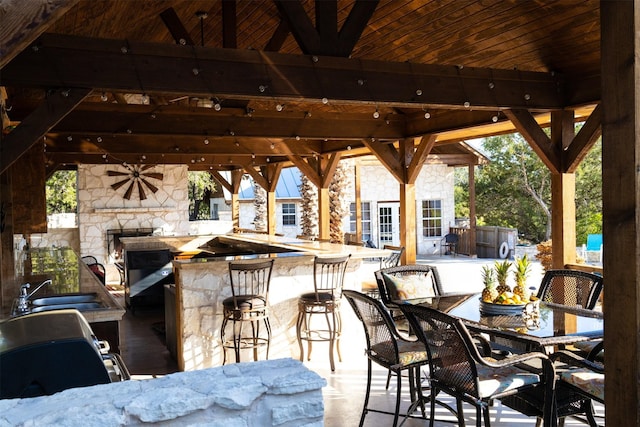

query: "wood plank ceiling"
left=0, top=0, right=601, bottom=175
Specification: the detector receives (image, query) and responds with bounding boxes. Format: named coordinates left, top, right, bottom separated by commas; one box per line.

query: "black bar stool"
left=220, top=259, right=274, bottom=364
left=296, top=254, right=350, bottom=371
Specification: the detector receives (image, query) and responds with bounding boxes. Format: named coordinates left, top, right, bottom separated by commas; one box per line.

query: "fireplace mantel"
left=94, top=206, right=175, bottom=213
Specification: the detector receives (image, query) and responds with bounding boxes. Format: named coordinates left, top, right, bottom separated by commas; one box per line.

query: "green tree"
left=188, top=171, right=215, bottom=220
left=575, top=138, right=602, bottom=244
left=459, top=131, right=602, bottom=245
left=46, top=170, right=77, bottom=214
left=476, top=134, right=551, bottom=242
left=454, top=168, right=470, bottom=219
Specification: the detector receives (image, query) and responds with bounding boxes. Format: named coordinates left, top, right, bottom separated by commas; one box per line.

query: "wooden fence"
left=450, top=226, right=518, bottom=258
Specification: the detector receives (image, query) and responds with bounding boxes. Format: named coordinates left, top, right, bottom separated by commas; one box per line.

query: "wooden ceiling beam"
left=1, top=87, right=91, bottom=174
left=276, top=0, right=379, bottom=57
left=0, top=0, right=80, bottom=69
left=160, top=8, right=194, bottom=46
left=407, top=135, right=437, bottom=184
left=264, top=18, right=290, bottom=52
left=362, top=138, right=403, bottom=182
left=1, top=33, right=567, bottom=110
left=336, top=0, right=380, bottom=57
left=503, top=108, right=561, bottom=174
left=564, top=103, right=602, bottom=173
left=48, top=103, right=406, bottom=140
left=222, top=0, right=237, bottom=49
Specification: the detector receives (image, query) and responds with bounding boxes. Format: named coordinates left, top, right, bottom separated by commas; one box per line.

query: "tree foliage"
left=574, top=139, right=602, bottom=244
left=46, top=170, right=77, bottom=214
left=476, top=134, right=551, bottom=242
left=188, top=171, right=216, bottom=220
left=456, top=131, right=602, bottom=245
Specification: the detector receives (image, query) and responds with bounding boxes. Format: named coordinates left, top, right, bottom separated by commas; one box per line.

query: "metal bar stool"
left=220, top=259, right=274, bottom=364
left=296, top=254, right=350, bottom=371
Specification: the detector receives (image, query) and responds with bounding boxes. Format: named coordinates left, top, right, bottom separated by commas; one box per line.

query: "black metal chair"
left=296, top=254, right=350, bottom=372
left=374, top=264, right=445, bottom=309
left=373, top=264, right=445, bottom=389
left=81, top=255, right=98, bottom=265
left=361, top=245, right=405, bottom=298
left=220, top=259, right=274, bottom=364
left=343, top=290, right=429, bottom=427
left=536, top=269, right=603, bottom=309
left=440, top=233, right=459, bottom=256
left=552, top=345, right=604, bottom=427
left=398, top=303, right=556, bottom=427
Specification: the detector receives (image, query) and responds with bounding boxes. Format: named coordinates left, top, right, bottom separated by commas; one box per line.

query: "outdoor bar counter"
left=0, top=247, right=126, bottom=351
left=120, top=233, right=388, bottom=371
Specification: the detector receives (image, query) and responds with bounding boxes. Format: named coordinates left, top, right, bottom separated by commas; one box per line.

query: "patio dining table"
left=396, top=293, right=605, bottom=422
left=396, top=293, right=604, bottom=355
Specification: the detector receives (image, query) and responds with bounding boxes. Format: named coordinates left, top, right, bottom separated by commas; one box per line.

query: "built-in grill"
left=0, top=309, right=130, bottom=399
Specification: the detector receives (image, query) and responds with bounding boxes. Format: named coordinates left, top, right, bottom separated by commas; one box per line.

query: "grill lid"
left=0, top=309, right=96, bottom=354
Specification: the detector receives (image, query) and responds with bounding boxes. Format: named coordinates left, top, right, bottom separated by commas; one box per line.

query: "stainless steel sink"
left=31, top=293, right=99, bottom=306
left=30, top=302, right=104, bottom=313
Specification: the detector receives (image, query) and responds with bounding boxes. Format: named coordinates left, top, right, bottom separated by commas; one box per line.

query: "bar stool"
left=296, top=254, right=351, bottom=371
left=220, top=259, right=274, bottom=364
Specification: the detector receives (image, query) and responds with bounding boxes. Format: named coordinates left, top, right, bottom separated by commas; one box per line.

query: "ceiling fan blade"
left=137, top=181, right=146, bottom=200
left=123, top=181, right=134, bottom=200
left=140, top=177, right=159, bottom=193
left=142, top=172, right=164, bottom=181
left=111, top=179, right=129, bottom=190
left=107, top=170, right=129, bottom=176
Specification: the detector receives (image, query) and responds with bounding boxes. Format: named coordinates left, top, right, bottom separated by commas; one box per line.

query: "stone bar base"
left=0, top=359, right=325, bottom=426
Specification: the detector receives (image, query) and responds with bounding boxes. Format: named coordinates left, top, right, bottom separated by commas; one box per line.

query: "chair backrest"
left=536, top=269, right=603, bottom=309
left=228, top=259, right=274, bottom=300
left=374, top=264, right=444, bottom=306
left=313, top=254, right=351, bottom=298
left=380, top=245, right=405, bottom=269
left=88, top=262, right=106, bottom=285
left=81, top=255, right=98, bottom=265
left=399, top=303, right=481, bottom=398
left=586, top=234, right=603, bottom=251
left=343, top=290, right=403, bottom=366
left=444, top=233, right=459, bottom=244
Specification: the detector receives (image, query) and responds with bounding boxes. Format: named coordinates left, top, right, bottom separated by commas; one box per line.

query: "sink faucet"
left=14, top=279, right=52, bottom=315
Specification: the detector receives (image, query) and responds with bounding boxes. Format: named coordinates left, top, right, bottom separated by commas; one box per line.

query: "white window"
left=421, top=200, right=442, bottom=237
left=349, top=202, right=372, bottom=242
left=282, top=203, right=296, bottom=226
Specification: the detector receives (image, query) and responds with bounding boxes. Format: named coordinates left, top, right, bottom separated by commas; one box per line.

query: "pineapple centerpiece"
left=494, top=260, right=512, bottom=295
left=512, top=255, right=532, bottom=301
left=481, top=265, right=498, bottom=302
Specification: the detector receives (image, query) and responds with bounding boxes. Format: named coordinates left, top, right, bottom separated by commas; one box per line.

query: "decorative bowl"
left=479, top=299, right=526, bottom=316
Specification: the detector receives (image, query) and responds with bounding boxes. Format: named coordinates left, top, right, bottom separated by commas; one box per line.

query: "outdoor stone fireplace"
left=77, top=164, right=191, bottom=263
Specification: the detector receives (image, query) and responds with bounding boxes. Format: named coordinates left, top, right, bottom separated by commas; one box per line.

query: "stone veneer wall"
left=77, top=164, right=191, bottom=264
left=0, top=359, right=326, bottom=426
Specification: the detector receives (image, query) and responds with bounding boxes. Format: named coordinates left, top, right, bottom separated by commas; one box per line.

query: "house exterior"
left=235, top=158, right=456, bottom=255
